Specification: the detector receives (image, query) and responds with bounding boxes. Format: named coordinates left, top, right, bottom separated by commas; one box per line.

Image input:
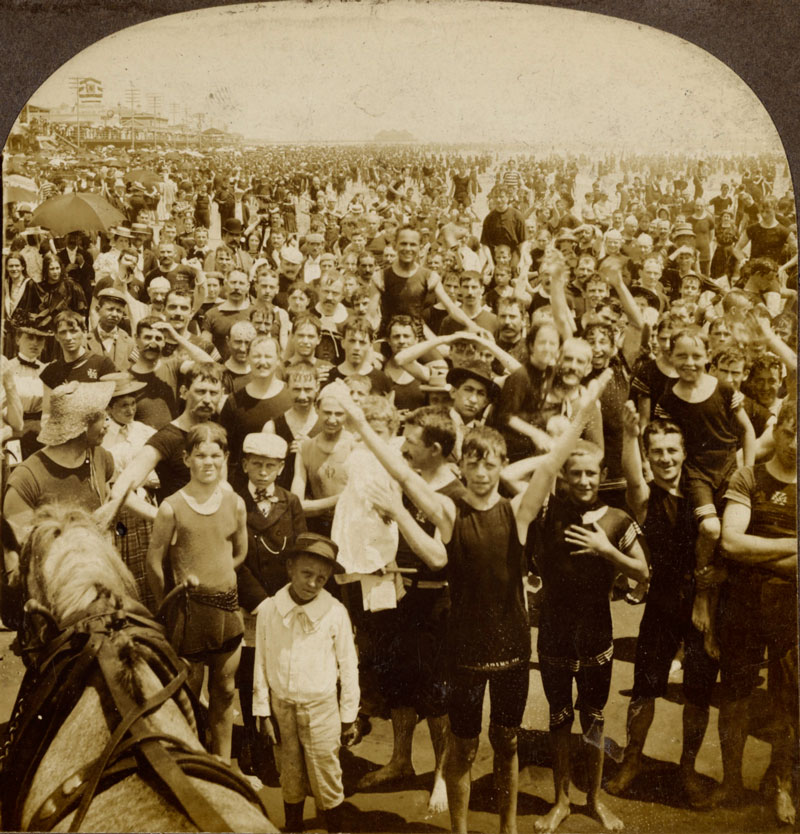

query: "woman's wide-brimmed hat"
left=9, top=309, right=54, bottom=338
left=100, top=372, right=148, bottom=400
left=37, top=381, right=115, bottom=446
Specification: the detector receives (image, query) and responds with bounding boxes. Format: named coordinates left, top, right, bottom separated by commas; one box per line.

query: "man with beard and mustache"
left=108, top=361, right=226, bottom=520
left=537, top=338, right=604, bottom=450
left=127, top=317, right=215, bottom=431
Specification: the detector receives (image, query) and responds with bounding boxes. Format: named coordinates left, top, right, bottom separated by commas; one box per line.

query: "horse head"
left=21, top=502, right=140, bottom=630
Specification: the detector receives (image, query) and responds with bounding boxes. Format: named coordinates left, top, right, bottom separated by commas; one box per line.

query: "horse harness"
left=0, top=600, right=267, bottom=832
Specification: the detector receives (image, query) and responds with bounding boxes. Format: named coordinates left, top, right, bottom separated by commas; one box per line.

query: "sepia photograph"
left=0, top=1, right=797, bottom=832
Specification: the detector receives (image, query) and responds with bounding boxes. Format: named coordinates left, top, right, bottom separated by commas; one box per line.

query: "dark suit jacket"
left=236, top=485, right=306, bottom=612
left=57, top=247, right=95, bottom=303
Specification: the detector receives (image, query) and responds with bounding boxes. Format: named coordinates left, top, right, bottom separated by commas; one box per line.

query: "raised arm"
left=472, top=334, right=522, bottom=373
left=512, top=368, right=612, bottom=540
left=327, top=379, right=456, bottom=540
left=751, top=307, right=797, bottom=371
left=548, top=259, right=576, bottom=341
left=432, top=280, right=481, bottom=334
left=500, top=452, right=551, bottom=494
left=152, top=320, right=215, bottom=364
left=621, top=400, right=650, bottom=523
left=601, top=258, right=644, bottom=331
left=393, top=332, right=456, bottom=367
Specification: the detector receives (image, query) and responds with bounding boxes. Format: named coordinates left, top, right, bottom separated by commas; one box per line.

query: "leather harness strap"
left=87, top=638, right=237, bottom=833
left=10, top=604, right=269, bottom=833
left=66, top=662, right=189, bottom=831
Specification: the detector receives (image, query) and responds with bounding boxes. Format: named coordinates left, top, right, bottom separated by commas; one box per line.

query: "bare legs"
left=536, top=716, right=622, bottom=833
left=356, top=707, right=450, bottom=813
left=680, top=702, right=711, bottom=807
left=444, top=724, right=519, bottom=834
left=716, top=695, right=797, bottom=825
left=692, top=518, right=721, bottom=660
left=207, top=643, right=242, bottom=761
left=427, top=714, right=450, bottom=814
left=446, top=734, right=479, bottom=834
left=534, top=725, right=571, bottom=833
left=489, top=723, right=520, bottom=834
left=606, top=697, right=655, bottom=795
left=357, top=707, right=417, bottom=788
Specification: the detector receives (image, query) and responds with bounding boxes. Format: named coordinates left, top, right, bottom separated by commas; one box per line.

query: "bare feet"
left=534, top=800, right=570, bottom=833
left=356, top=761, right=415, bottom=791
left=426, top=775, right=448, bottom=815
left=681, top=765, right=716, bottom=810
left=605, top=754, right=642, bottom=795
left=702, top=627, right=720, bottom=661
left=691, top=591, right=710, bottom=635
left=775, top=787, right=796, bottom=826
left=706, top=778, right=743, bottom=809
left=589, top=798, right=624, bottom=831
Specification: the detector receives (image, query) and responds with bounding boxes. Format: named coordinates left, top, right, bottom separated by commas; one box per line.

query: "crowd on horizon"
left=0, top=142, right=797, bottom=833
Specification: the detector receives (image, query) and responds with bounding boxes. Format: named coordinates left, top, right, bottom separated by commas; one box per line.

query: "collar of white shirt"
left=274, top=585, right=333, bottom=626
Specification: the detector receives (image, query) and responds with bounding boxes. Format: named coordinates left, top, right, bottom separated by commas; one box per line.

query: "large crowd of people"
left=1, top=143, right=797, bottom=832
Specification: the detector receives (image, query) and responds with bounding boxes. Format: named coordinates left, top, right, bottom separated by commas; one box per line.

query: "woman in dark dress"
left=16, top=252, right=87, bottom=362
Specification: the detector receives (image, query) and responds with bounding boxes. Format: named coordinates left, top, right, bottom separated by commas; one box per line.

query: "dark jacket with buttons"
left=236, top=484, right=306, bottom=612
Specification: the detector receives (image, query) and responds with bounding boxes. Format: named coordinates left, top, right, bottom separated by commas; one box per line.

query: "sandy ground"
left=0, top=594, right=783, bottom=833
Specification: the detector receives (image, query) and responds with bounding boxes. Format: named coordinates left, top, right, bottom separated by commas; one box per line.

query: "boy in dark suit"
left=234, top=432, right=307, bottom=775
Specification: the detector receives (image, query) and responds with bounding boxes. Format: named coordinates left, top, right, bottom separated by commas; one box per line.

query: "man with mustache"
left=108, top=361, right=226, bottom=520
left=127, top=316, right=215, bottom=430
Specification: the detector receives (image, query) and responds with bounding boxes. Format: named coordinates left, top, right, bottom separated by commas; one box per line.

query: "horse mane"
left=23, top=503, right=141, bottom=624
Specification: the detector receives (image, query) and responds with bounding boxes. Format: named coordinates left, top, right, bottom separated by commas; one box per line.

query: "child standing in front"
left=146, top=422, right=248, bottom=762
left=253, top=533, right=359, bottom=833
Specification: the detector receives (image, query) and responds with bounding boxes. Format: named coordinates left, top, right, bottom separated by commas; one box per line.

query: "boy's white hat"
left=242, top=433, right=287, bottom=459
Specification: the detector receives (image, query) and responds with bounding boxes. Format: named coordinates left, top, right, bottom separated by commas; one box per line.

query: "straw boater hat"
left=130, top=222, right=151, bottom=239
left=420, top=360, right=452, bottom=393
left=37, top=381, right=115, bottom=446
left=100, top=372, right=148, bottom=400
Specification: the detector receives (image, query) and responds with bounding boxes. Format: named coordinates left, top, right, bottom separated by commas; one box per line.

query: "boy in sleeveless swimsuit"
left=146, top=422, right=247, bottom=761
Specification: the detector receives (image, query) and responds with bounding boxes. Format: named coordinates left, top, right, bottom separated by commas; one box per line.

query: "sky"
left=24, top=0, right=784, bottom=152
